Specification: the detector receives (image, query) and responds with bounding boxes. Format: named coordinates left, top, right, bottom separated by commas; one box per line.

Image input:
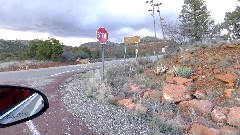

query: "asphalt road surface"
left=0, top=56, right=161, bottom=135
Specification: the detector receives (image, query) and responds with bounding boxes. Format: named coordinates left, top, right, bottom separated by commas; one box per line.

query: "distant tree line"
left=0, top=38, right=140, bottom=62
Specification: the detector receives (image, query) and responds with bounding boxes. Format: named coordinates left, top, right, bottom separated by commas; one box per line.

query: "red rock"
left=162, top=84, right=191, bottom=103
left=127, top=103, right=136, bottom=110
left=194, top=91, right=206, bottom=99
left=213, top=69, right=221, bottom=74
left=185, top=53, right=192, bottom=59
left=142, top=90, right=152, bottom=98
left=227, top=83, right=234, bottom=89
left=214, top=107, right=229, bottom=116
left=188, top=123, right=220, bottom=135
left=197, top=66, right=202, bottom=71
left=220, top=126, right=240, bottom=135
left=224, top=89, right=235, bottom=98
left=166, top=74, right=174, bottom=83
left=227, top=107, right=240, bottom=128
left=215, top=73, right=236, bottom=83
left=197, top=70, right=203, bottom=75
left=211, top=109, right=227, bottom=123
left=179, top=99, right=213, bottom=118
left=173, top=77, right=193, bottom=85
left=118, top=98, right=136, bottom=110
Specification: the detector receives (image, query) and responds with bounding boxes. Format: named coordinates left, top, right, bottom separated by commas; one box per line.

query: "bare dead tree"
left=164, top=21, right=189, bottom=44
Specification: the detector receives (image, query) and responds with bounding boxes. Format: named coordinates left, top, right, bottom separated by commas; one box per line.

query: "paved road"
left=0, top=56, right=161, bottom=134
left=0, top=59, right=129, bottom=134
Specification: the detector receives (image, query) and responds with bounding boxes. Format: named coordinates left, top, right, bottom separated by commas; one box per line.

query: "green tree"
left=28, top=38, right=64, bottom=61
left=179, top=0, right=214, bottom=42
left=222, top=6, right=240, bottom=39
left=28, top=39, right=44, bottom=58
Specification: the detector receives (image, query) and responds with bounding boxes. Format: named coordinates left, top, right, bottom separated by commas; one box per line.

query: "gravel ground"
left=59, top=71, right=152, bottom=135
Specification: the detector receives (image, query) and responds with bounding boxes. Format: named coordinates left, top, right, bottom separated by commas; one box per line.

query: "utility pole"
left=157, top=6, right=166, bottom=39
left=146, top=0, right=162, bottom=39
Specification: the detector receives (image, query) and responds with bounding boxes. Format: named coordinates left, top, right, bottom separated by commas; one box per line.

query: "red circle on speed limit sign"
left=96, top=27, right=108, bottom=44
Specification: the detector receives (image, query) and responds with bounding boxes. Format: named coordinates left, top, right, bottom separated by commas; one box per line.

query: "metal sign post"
left=96, top=27, right=108, bottom=81
left=124, top=45, right=126, bottom=64
left=102, top=44, right=105, bottom=80
left=135, top=49, right=138, bottom=59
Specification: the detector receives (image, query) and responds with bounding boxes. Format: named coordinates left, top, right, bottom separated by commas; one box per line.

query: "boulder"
left=224, top=89, right=240, bottom=100
left=118, top=98, right=136, bottom=110
left=220, top=126, right=240, bottom=135
left=214, top=107, right=229, bottom=116
left=188, top=123, right=220, bottom=135
left=215, top=73, right=236, bottom=83
left=166, top=74, right=174, bottom=84
left=162, top=84, right=190, bottom=103
left=213, top=69, right=221, bottom=74
left=173, top=77, right=193, bottom=85
left=224, top=89, right=235, bottom=98
left=194, top=90, right=206, bottom=99
left=227, top=83, right=234, bottom=89
left=179, top=99, right=213, bottom=118
left=227, top=107, right=240, bottom=128
left=211, top=109, right=227, bottom=123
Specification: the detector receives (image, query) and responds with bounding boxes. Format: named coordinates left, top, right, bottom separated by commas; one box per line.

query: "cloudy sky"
left=0, top=0, right=238, bottom=46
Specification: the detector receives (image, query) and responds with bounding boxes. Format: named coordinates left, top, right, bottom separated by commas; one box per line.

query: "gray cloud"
left=0, top=0, right=178, bottom=42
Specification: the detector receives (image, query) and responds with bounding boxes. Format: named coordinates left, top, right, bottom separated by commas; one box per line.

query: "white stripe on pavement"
left=26, top=120, right=41, bottom=135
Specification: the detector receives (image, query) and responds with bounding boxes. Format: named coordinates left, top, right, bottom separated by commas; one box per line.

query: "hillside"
left=0, top=39, right=29, bottom=61
left=83, top=40, right=240, bottom=134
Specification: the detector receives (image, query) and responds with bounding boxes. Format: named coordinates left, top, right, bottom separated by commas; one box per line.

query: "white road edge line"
left=26, top=84, right=41, bottom=135
left=26, top=120, right=41, bottom=135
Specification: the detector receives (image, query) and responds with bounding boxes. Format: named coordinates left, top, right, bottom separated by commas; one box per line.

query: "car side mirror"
left=0, top=85, right=49, bottom=128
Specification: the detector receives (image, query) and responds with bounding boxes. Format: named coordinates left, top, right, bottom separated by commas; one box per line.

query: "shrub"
left=105, top=65, right=130, bottom=94
left=176, top=66, right=192, bottom=78
left=59, top=51, right=76, bottom=62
